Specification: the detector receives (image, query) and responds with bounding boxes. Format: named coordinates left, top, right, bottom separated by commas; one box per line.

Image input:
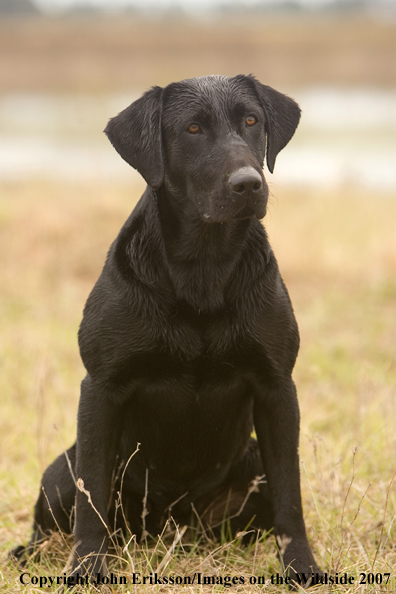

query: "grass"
left=0, top=178, right=395, bottom=592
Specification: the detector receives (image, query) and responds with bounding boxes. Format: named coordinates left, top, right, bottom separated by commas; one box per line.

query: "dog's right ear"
left=104, top=85, right=164, bottom=189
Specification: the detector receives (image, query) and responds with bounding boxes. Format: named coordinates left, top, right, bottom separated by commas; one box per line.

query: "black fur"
left=12, top=74, right=320, bottom=584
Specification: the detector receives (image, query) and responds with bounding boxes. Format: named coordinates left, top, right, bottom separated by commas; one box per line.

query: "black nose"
left=229, top=167, right=262, bottom=196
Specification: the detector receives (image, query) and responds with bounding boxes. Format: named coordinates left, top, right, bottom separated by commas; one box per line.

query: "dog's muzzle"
left=229, top=167, right=267, bottom=219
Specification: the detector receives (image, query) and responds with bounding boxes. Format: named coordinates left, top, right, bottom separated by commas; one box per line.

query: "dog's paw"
left=278, top=534, right=322, bottom=590
left=8, top=544, right=28, bottom=567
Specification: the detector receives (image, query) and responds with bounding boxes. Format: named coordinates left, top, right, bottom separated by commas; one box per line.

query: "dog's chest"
left=135, top=303, right=269, bottom=397
left=160, top=303, right=258, bottom=364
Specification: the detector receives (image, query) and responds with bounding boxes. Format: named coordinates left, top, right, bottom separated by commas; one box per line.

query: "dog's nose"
left=229, top=167, right=262, bottom=196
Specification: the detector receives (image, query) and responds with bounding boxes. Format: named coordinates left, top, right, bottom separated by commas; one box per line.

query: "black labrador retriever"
left=13, top=74, right=320, bottom=583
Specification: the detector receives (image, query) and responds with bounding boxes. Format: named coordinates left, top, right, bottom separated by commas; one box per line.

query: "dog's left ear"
left=104, top=85, right=164, bottom=189
left=252, top=78, right=301, bottom=174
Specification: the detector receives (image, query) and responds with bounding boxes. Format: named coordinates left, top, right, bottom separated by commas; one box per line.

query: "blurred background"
left=1, top=0, right=396, bottom=582
left=1, top=0, right=396, bottom=186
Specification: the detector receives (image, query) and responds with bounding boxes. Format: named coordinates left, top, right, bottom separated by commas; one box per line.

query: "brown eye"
left=245, top=116, right=256, bottom=126
left=188, top=124, right=200, bottom=134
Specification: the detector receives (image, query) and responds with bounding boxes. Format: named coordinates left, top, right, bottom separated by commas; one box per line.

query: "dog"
left=13, top=74, right=320, bottom=583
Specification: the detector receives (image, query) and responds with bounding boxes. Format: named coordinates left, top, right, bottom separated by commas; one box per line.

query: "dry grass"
left=0, top=178, right=395, bottom=592
left=0, top=14, right=396, bottom=93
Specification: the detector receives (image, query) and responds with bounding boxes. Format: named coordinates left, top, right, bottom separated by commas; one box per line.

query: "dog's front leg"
left=254, top=377, right=320, bottom=582
left=71, top=374, right=121, bottom=578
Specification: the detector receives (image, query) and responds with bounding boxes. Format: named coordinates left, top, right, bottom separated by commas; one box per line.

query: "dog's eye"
left=188, top=124, right=200, bottom=134
left=245, top=116, right=257, bottom=126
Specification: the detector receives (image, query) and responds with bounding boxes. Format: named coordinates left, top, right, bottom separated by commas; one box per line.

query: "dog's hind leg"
left=11, top=444, right=77, bottom=564
left=194, top=438, right=274, bottom=540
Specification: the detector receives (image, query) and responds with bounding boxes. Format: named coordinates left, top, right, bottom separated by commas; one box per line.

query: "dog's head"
left=105, top=75, right=300, bottom=223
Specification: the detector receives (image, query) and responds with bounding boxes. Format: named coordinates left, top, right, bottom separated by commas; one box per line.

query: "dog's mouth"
left=233, top=204, right=256, bottom=220
left=202, top=206, right=256, bottom=223
left=234, top=200, right=267, bottom=220
left=202, top=202, right=267, bottom=223
left=199, top=189, right=268, bottom=223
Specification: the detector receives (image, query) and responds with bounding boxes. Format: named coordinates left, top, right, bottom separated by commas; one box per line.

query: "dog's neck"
left=153, top=186, right=255, bottom=313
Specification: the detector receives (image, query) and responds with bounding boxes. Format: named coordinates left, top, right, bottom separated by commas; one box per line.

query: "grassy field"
left=0, top=178, right=395, bottom=592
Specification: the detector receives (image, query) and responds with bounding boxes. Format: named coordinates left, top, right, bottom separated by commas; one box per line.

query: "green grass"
left=1, top=179, right=395, bottom=592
